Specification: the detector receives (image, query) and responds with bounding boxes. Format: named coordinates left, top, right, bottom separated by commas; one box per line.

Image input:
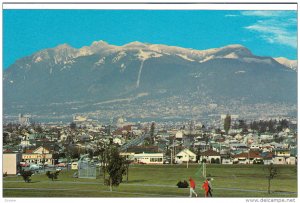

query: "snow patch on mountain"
left=274, top=57, right=297, bottom=71
left=124, top=41, right=148, bottom=49
left=95, top=57, right=106, bottom=66
left=223, top=53, right=239, bottom=59
left=176, top=54, right=195, bottom=61
left=112, top=51, right=127, bottom=63
left=34, top=56, right=43, bottom=63
left=137, top=49, right=163, bottom=61
left=199, top=55, right=215, bottom=63
left=235, top=70, right=246, bottom=74
left=23, top=41, right=290, bottom=75
left=120, top=63, right=126, bottom=72
left=78, top=46, right=93, bottom=56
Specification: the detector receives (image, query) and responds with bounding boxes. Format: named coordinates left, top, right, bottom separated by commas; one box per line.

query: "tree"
left=203, top=134, right=210, bottom=150
left=46, top=171, right=60, bottom=181
left=3, top=132, right=10, bottom=144
left=238, top=120, right=244, bottom=128
left=224, top=114, right=231, bottom=135
left=149, top=122, right=155, bottom=145
left=259, top=120, right=267, bottom=133
left=264, top=163, right=278, bottom=194
left=70, top=122, right=76, bottom=130
left=250, top=121, right=259, bottom=132
left=95, top=143, right=107, bottom=184
left=105, top=147, right=126, bottom=191
left=267, top=120, right=276, bottom=133
left=20, top=170, right=33, bottom=183
left=279, top=119, right=289, bottom=130
left=124, top=160, right=132, bottom=183
left=35, top=124, right=43, bottom=134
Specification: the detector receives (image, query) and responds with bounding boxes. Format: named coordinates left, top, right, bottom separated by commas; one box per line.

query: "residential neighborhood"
left=3, top=114, right=297, bottom=176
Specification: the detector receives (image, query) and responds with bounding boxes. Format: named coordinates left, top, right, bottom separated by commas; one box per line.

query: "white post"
left=248, top=149, right=250, bottom=164
left=203, top=162, right=206, bottom=178
left=187, top=155, right=189, bottom=168
left=171, top=148, right=173, bottom=165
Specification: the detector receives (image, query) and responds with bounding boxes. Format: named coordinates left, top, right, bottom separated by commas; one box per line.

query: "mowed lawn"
left=3, top=164, right=297, bottom=198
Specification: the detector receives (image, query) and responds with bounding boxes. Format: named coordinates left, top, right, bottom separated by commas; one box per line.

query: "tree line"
left=224, top=114, right=291, bottom=134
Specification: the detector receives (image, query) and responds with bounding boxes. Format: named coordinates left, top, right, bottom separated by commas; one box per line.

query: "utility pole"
left=173, top=137, right=175, bottom=164
left=42, top=144, right=45, bottom=172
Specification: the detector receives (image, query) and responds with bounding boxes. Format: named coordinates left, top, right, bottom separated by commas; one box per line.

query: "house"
left=113, top=137, right=123, bottom=145
left=22, top=146, right=53, bottom=165
left=175, top=149, right=197, bottom=164
left=120, top=152, right=135, bottom=161
left=126, top=146, right=161, bottom=154
left=233, top=151, right=263, bottom=164
left=273, top=149, right=296, bottom=165
left=222, top=158, right=233, bottom=164
left=199, top=149, right=221, bottom=164
left=175, top=131, right=184, bottom=139
left=134, top=153, right=164, bottom=164
left=3, top=152, right=22, bottom=175
left=261, top=152, right=274, bottom=165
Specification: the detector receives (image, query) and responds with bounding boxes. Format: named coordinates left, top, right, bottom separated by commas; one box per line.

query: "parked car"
left=20, top=162, right=30, bottom=167
left=56, top=163, right=66, bottom=167
left=29, top=164, right=41, bottom=170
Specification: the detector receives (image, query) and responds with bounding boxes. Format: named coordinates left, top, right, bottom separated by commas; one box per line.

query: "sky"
left=3, top=9, right=297, bottom=69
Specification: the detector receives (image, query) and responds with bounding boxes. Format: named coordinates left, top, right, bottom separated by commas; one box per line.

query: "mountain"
left=274, top=57, right=297, bottom=71
left=3, top=41, right=297, bottom=120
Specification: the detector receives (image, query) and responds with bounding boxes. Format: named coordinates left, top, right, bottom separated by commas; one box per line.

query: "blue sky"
left=3, top=9, right=297, bottom=69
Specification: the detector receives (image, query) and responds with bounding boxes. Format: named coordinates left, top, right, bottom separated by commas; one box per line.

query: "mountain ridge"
left=10, top=41, right=297, bottom=71
left=3, top=41, right=297, bottom=119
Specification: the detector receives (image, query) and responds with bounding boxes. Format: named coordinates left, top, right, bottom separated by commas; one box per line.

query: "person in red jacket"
left=202, top=180, right=209, bottom=197
left=189, top=177, right=198, bottom=197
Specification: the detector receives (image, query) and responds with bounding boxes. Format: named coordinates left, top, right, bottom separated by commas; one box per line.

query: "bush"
left=176, top=180, right=189, bottom=188
left=20, top=170, right=33, bottom=183
left=46, top=171, right=60, bottom=181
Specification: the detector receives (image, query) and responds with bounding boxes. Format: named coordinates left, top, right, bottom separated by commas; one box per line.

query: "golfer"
left=189, top=177, right=198, bottom=197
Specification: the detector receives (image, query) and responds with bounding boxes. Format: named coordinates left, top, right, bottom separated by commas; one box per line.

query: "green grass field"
left=3, top=164, right=297, bottom=198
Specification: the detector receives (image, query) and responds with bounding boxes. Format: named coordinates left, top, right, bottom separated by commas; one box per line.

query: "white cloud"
left=241, top=11, right=295, bottom=17
left=242, top=11, right=297, bottom=48
left=225, top=14, right=238, bottom=17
